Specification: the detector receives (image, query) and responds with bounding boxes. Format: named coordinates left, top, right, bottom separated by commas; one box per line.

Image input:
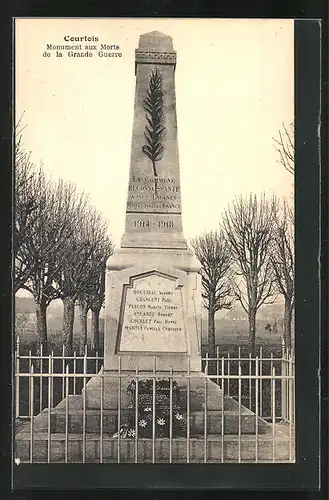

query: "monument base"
left=84, top=370, right=225, bottom=410
left=103, top=247, right=202, bottom=372
left=15, top=373, right=294, bottom=463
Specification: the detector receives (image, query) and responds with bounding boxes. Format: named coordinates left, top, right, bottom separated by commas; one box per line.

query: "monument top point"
left=138, top=31, right=174, bottom=52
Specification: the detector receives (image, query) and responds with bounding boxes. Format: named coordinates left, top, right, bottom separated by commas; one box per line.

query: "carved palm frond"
left=142, top=67, right=166, bottom=184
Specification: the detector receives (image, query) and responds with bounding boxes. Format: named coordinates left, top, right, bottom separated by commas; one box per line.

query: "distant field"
left=15, top=298, right=286, bottom=349
left=16, top=314, right=286, bottom=357
left=202, top=318, right=283, bottom=342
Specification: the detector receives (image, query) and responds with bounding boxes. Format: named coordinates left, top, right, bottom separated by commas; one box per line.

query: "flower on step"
left=112, top=424, right=128, bottom=438
left=175, top=412, right=183, bottom=420
left=157, top=418, right=166, bottom=426
left=139, top=419, right=147, bottom=428
left=144, top=407, right=152, bottom=412
left=120, top=427, right=128, bottom=438
left=128, top=429, right=136, bottom=437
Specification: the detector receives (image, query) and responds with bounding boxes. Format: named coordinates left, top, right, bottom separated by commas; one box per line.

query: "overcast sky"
left=15, top=18, right=294, bottom=249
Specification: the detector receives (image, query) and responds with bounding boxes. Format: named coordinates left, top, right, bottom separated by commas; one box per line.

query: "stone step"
left=15, top=433, right=294, bottom=463
left=58, top=387, right=254, bottom=414
left=47, top=409, right=261, bottom=435
left=84, top=372, right=238, bottom=411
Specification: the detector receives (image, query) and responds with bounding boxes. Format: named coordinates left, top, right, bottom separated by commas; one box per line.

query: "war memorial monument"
left=15, top=31, right=293, bottom=463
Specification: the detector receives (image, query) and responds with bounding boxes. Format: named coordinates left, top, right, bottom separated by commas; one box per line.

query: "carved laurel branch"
left=142, top=67, right=166, bottom=184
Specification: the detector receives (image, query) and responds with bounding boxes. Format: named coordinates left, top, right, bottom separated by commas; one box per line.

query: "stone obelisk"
left=99, top=32, right=201, bottom=379
left=120, top=31, right=186, bottom=250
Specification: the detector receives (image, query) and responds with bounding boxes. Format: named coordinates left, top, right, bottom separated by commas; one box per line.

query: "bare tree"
left=270, top=198, right=295, bottom=351
left=273, top=122, right=294, bottom=175
left=190, top=230, right=232, bottom=357
left=77, top=234, right=113, bottom=350
left=14, top=126, right=38, bottom=293
left=21, top=173, right=86, bottom=351
left=88, top=240, right=113, bottom=352
left=273, top=122, right=295, bottom=350
left=222, top=194, right=278, bottom=355
left=54, top=205, right=110, bottom=354
left=78, top=299, right=89, bottom=348
left=15, top=310, right=31, bottom=338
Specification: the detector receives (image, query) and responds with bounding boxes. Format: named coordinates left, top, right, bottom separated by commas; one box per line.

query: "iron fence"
left=14, top=339, right=295, bottom=464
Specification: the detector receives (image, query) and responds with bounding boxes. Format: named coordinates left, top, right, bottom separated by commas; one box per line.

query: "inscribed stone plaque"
left=126, top=175, right=182, bottom=213
left=118, top=272, right=187, bottom=352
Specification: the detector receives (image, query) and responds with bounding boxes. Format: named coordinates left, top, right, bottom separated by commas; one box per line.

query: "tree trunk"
left=79, top=303, right=89, bottom=347
left=283, top=299, right=293, bottom=353
left=35, top=299, right=48, bottom=352
left=91, top=307, right=101, bottom=352
left=248, top=308, right=257, bottom=357
left=62, top=297, right=75, bottom=355
left=208, top=302, right=216, bottom=360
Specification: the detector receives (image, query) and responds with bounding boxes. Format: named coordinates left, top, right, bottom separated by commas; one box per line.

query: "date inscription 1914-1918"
left=134, top=220, right=174, bottom=229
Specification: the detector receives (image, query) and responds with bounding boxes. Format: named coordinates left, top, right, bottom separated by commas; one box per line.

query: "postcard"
left=14, top=17, right=296, bottom=470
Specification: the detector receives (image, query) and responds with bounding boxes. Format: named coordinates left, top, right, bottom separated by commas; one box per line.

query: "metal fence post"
left=259, top=346, right=263, bottom=417
left=134, top=364, right=139, bottom=464
left=39, top=343, right=43, bottom=414
left=99, top=366, right=104, bottom=464
left=82, top=350, right=87, bottom=463
left=272, top=365, right=276, bottom=462
left=73, top=350, right=76, bottom=395
left=169, top=367, right=173, bottom=463
left=152, top=357, right=156, bottom=464
left=289, top=354, right=294, bottom=461
left=248, top=352, right=252, bottom=409
left=227, top=352, right=230, bottom=396
left=186, top=357, right=190, bottom=464
left=117, top=356, right=121, bottom=464
left=47, top=354, right=52, bottom=463
left=62, top=344, right=65, bottom=399
left=29, top=364, right=34, bottom=463
left=204, top=353, right=208, bottom=463
left=65, top=364, right=69, bottom=463
left=238, top=362, right=241, bottom=463
left=281, top=350, right=287, bottom=420
left=216, top=345, right=220, bottom=386
left=221, top=356, right=225, bottom=463
left=255, top=356, right=259, bottom=463
left=15, top=339, right=20, bottom=419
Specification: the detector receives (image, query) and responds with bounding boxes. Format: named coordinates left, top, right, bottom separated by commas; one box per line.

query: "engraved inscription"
left=158, top=221, right=173, bottom=228
left=134, top=220, right=150, bottom=228
left=127, top=176, right=181, bottom=212
left=132, top=219, right=174, bottom=230
left=119, top=273, right=186, bottom=352
left=135, top=50, right=177, bottom=65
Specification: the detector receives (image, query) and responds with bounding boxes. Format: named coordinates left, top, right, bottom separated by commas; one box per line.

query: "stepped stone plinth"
left=15, top=384, right=294, bottom=463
